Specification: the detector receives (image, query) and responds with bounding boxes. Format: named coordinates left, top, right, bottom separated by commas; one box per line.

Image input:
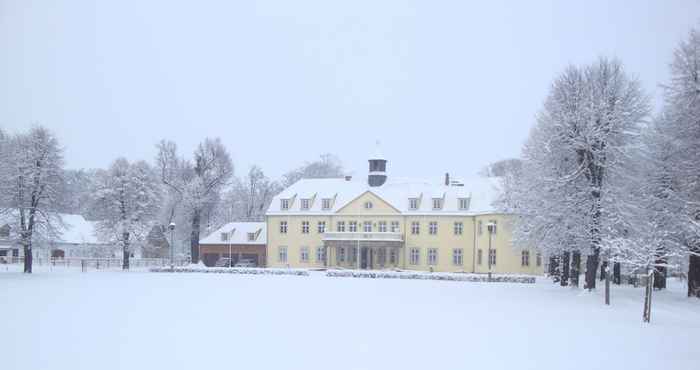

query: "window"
left=454, top=222, right=463, bottom=235
left=281, top=199, right=290, bottom=210
left=390, top=221, right=400, bottom=233
left=350, top=246, right=357, bottom=263
left=317, top=221, right=326, bottom=233
left=363, top=221, right=372, bottom=232
left=337, top=247, right=346, bottom=263
left=432, top=198, right=443, bottom=210
left=364, top=201, right=373, bottom=209
left=316, top=247, right=326, bottom=263
left=280, top=221, right=287, bottom=234
left=349, top=221, right=358, bottom=232
left=322, top=198, right=331, bottom=210
left=378, top=221, right=387, bottom=232
left=487, top=220, right=497, bottom=234
left=410, top=248, right=420, bottom=265
left=489, top=249, right=497, bottom=266
left=428, top=248, right=438, bottom=265
left=477, top=249, right=483, bottom=265
left=378, top=248, right=386, bottom=266
left=278, top=246, right=288, bottom=263
left=411, top=222, right=420, bottom=235
left=521, top=250, right=530, bottom=267
left=220, top=232, right=229, bottom=242
left=247, top=232, right=256, bottom=241
left=409, top=198, right=419, bottom=210
left=478, top=220, right=483, bottom=235
left=429, top=222, right=438, bottom=235
left=459, top=198, right=469, bottom=210
left=300, top=247, right=309, bottom=263
left=301, top=221, right=309, bottom=234
left=536, top=253, right=542, bottom=267
left=301, top=199, right=310, bottom=210
left=337, top=221, right=345, bottom=232
left=389, top=249, right=397, bottom=264
left=453, top=249, right=463, bottom=266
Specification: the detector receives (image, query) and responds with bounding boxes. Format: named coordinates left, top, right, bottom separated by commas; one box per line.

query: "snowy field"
left=1, top=267, right=698, bottom=370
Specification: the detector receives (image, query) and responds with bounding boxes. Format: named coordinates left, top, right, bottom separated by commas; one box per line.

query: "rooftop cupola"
left=368, top=141, right=387, bottom=187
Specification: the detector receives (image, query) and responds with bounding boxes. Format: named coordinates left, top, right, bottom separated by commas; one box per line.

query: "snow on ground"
left=1, top=266, right=698, bottom=370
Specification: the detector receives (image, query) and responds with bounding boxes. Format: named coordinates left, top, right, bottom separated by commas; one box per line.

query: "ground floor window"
left=316, top=247, right=326, bottom=263
left=300, top=247, right=309, bottom=263
left=278, top=246, right=288, bottom=263
left=410, top=248, right=420, bottom=265
left=521, top=250, right=530, bottom=267
left=452, top=248, right=463, bottom=266
left=378, top=248, right=386, bottom=266
left=477, top=249, right=483, bottom=265
left=350, top=246, right=357, bottom=263
left=536, top=253, right=542, bottom=267
left=389, top=248, right=397, bottom=264
left=489, top=249, right=497, bottom=266
left=427, top=248, right=438, bottom=265
left=337, top=247, right=346, bottom=263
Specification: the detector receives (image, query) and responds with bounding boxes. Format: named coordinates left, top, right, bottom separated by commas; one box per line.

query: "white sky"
left=1, top=1, right=698, bottom=182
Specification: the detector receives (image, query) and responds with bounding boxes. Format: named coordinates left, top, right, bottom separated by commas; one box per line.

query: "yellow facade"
left=266, top=192, right=543, bottom=275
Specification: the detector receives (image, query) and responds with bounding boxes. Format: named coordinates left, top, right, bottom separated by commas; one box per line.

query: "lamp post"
left=169, top=222, right=176, bottom=271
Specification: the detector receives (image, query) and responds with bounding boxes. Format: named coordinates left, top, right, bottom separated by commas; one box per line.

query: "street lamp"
left=169, top=222, right=176, bottom=271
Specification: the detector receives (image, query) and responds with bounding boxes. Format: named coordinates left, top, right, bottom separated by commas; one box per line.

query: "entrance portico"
left=323, top=232, right=403, bottom=270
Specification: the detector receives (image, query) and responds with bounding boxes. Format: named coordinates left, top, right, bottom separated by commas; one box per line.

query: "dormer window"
left=220, top=232, right=229, bottom=242
left=409, top=198, right=419, bottom=210
left=301, top=199, right=310, bottom=210
left=281, top=199, right=290, bottom=210
left=322, top=198, right=332, bottom=210
left=364, top=201, right=373, bottom=209
left=432, top=198, right=443, bottom=210
left=459, top=198, right=469, bottom=210
left=247, top=233, right=256, bottom=241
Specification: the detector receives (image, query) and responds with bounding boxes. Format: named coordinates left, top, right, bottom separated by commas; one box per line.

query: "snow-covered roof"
left=199, top=222, right=266, bottom=245
left=267, top=176, right=503, bottom=216
left=57, top=214, right=102, bottom=245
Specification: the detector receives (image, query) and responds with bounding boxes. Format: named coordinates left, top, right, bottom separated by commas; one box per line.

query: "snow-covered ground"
left=1, top=266, right=698, bottom=370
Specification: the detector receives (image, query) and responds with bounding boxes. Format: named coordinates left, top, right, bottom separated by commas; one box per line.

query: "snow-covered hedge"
left=326, top=270, right=536, bottom=283
left=150, top=266, right=309, bottom=277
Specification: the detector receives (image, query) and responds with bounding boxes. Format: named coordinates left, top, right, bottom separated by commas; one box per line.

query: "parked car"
left=215, top=257, right=232, bottom=267
left=234, top=259, right=256, bottom=268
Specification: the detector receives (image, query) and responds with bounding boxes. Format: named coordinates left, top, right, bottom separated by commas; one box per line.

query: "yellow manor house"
left=265, top=152, right=543, bottom=275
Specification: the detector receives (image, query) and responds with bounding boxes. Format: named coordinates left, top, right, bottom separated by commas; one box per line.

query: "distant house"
left=199, top=222, right=266, bottom=267
left=0, top=224, right=19, bottom=263
left=36, top=214, right=117, bottom=259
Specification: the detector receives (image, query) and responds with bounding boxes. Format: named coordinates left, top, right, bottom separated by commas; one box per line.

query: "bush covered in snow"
left=326, top=270, right=536, bottom=284
left=150, top=266, right=309, bottom=276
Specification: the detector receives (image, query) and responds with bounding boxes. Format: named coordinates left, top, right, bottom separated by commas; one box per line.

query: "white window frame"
left=454, top=222, right=463, bottom=235
left=411, top=221, right=420, bottom=235
left=389, top=248, right=397, bottom=264
left=317, top=221, right=326, bottom=234
left=281, top=199, right=290, bottom=210
left=429, top=221, right=438, bottom=235
left=349, top=221, right=358, bottom=232
left=459, top=198, right=469, bottom=210
left=280, top=221, right=287, bottom=234
left=432, top=198, right=442, bottom=210
left=378, top=221, right=387, bottom=232
left=409, top=198, right=418, bottom=210
left=316, top=247, right=326, bottom=263
left=300, top=246, right=309, bottom=263
left=364, top=201, right=373, bottom=209
left=300, top=199, right=310, bottom=210
left=337, top=247, right=346, bottom=263
left=452, top=248, right=463, bottom=266
left=489, top=249, right=497, bottom=266
left=278, top=246, right=288, bottom=263
left=363, top=221, right=372, bottom=233
left=427, top=248, right=438, bottom=265
left=322, top=198, right=331, bottom=210
left=521, top=250, right=530, bottom=267
left=410, top=248, right=420, bottom=265
left=390, top=221, right=400, bottom=233
left=247, top=232, right=256, bottom=241
left=337, top=221, right=345, bottom=232
left=301, top=221, right=310, bottom=234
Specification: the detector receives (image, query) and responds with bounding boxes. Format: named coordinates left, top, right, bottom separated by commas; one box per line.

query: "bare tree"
left=282, top=153, right=344, bottom=187
left=156, top=138, right=233, bottom=264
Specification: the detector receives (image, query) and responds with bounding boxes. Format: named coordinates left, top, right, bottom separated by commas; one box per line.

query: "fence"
left=0, top=256, right=190, bottom=271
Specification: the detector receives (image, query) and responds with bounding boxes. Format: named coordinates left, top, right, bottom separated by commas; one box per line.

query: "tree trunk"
left=122, top=232, right=130, bottom=270
left=190, top=209, right=201, bottom=264
left=560, top=251, right=570, bottom=287
left=643, top=269, right=654, bottom=323
left=549, top=256, right=560, bottom=283
left=604, top=263, right=610, bottom=305
left=571, top=251, right=581, bottom=287
left=23, top=243, right=32, bottom=274
left=653, top=265, right=666, bottom=290
left=688, top=250, right=700, bottom=298
left=613, top=262, right=621, bottom=285
left=600, top=261, right=608, bottom=281
left=584, top=249, right=600, bottom=290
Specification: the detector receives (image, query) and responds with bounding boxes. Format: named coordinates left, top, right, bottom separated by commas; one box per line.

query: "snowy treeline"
left=0, top=125, right=345, bottom=270
left=498, top=26, right=700, bottom=319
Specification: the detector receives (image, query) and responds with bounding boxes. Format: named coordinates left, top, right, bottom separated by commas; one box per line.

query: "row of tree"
left=497, top=27, right=700, bottom=319
left=0, top=129, right=344, bottom=272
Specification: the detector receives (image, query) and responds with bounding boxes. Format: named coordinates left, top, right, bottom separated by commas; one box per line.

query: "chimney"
left=444, top=172, right=450, bottom=186
left=345, top=175, right=352, bottom=181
